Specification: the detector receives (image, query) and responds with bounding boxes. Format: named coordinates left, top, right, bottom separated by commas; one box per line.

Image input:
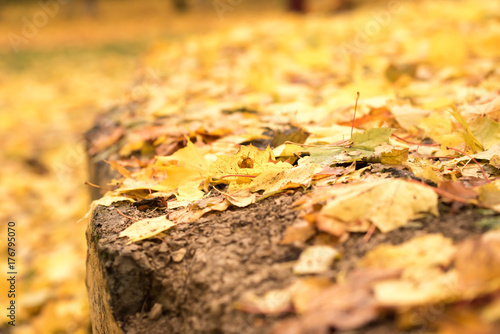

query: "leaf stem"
left=362, top=223, right=376, bottom=242
left=117, top=209, right=139, bottom=221
left=350, top=92, right=360, bottom=140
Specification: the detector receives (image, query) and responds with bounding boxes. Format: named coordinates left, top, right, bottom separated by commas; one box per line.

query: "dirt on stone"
left=87, top=184, right=496, bottom=334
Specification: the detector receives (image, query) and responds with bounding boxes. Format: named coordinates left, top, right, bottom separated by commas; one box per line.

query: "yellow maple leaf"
left=205, top=145, right=291, bottom=188
left=155, top=141, right=209, bottom=191
left=321, top=179, right=438, bottom=233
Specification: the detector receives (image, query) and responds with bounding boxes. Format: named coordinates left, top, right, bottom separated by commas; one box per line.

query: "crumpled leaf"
left=119, top=215, right=175, bottom=243
left=168, top=196, right=230, bottom=224
left=223, top=188, right=257, bottom=207
left=293, top=245, right=340, bottom=275
left=321, top=179, right=439, bottom=233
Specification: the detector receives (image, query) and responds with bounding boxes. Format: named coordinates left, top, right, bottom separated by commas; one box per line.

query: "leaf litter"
left=78, top=0, right=500, bottom=333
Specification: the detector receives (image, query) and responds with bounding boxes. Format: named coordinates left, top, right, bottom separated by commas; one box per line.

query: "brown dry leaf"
left=438, top=181, right=479, bottom=202
left=321, top=179, right=439, bottom=233
left=168, top=196, right=230, bottom=225
left=119, top=215, right=175, bottom=243
left=280, top=220, right=316, bottom=245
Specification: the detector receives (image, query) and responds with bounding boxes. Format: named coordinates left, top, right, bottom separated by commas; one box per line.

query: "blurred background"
left=0, top=0, right=499, bottom=333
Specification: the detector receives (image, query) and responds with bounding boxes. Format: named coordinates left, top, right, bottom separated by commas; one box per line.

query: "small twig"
left=117, top=209, right=139, bottom=221
left=350, top=92, right=360, bottom=140
left=84, top=181, right=109, bottom=190
left=445, top=146, right=491, bottom=183
left=363, top=223, right=376, bottom=242
left=283, top=140, right=351, bottom=147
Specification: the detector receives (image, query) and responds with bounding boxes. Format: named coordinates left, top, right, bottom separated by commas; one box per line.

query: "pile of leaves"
left=85, top=0, right=500, bottom=332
